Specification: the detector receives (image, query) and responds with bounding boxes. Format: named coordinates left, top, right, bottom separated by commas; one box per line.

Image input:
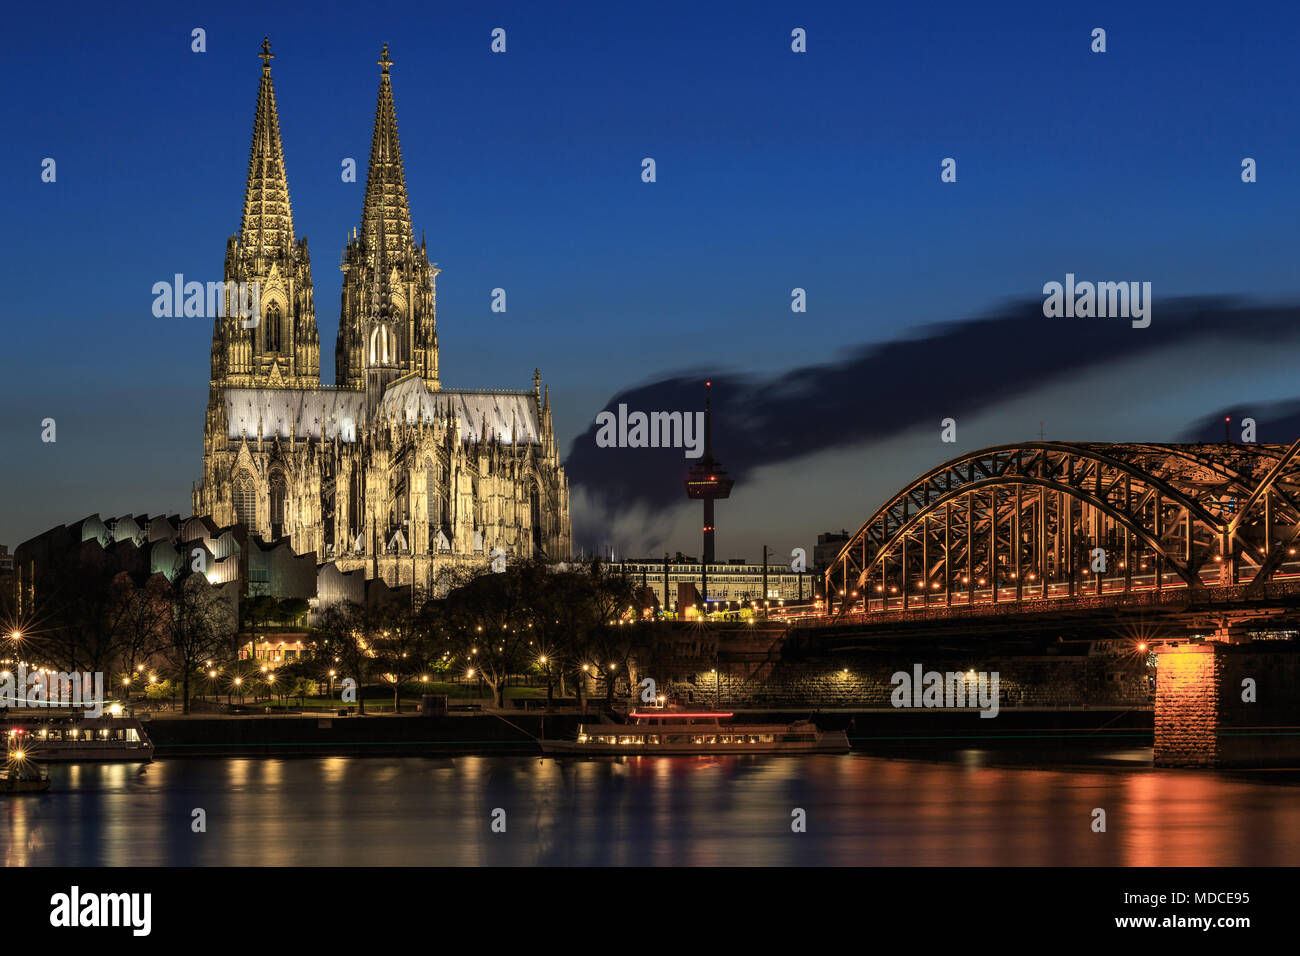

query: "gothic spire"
left=360, top=44, right=414, bottom=263
left=239, top=38, right=295, bottom=255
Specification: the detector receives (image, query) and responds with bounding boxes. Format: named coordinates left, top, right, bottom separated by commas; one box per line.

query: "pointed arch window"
left=530, top=482, right=543, bottom=553
left=265, top=301, right=282, bottom=352
left=270, top=471, right=288, bottom=537
left=234, top=472, right=257, bottom=529
left=350, top=469, right=364, bottom=544
left=425, top=457, right=448, bottom=546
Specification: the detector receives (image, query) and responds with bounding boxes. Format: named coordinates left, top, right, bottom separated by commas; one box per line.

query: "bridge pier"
left=1154, top=641, right=1300, bottom=768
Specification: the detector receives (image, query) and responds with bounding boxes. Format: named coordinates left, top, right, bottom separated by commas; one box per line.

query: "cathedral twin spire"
left=218, top=38, right=438, bottom=393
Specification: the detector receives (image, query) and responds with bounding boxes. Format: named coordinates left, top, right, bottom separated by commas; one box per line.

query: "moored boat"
left=541, top=708, right=849, bottom=755
left=1, top=706, right=153, bottom=762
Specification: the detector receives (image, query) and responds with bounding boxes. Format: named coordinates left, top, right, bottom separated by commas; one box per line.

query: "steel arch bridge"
left=824, top=439, right=1300, bottom=620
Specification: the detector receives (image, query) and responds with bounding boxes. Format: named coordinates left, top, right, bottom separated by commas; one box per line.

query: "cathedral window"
left=234, top=472, right=257, bottom=529
left=265, top=301, right=282, bottom=352
left=369, top=324, right=396, bottom=365
left=425, top=458, right=447, bottom=536
left=270, top=472, right=287, bottom=536
left=530, top=483, right=542, bottom=553
left=350, top=470, right=363, bottom=543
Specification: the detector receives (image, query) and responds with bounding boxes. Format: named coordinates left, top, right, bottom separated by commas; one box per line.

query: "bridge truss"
left=826, top=441, right=1300, bottom=617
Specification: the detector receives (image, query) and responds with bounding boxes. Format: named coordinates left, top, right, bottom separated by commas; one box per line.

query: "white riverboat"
left=1, top=706, right=153, bottom=762
left=541, top=709, right=850, bottom=755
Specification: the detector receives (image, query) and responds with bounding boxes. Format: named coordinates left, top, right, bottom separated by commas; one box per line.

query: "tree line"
left=5, top=554, right=643, bottom=715
left=318, top=558, right=641, bottom=712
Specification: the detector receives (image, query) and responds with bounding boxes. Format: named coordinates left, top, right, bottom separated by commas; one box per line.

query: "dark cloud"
left=565, top=296, right=1300, bottom=540
left=1180, top=399, right=1300, bottom=444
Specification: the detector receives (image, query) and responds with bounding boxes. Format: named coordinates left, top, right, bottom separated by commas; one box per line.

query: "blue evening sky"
left=2, top=0, right=1299, bottom=557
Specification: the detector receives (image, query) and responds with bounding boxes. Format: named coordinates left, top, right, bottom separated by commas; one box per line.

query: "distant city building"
left=814, top=530, right=851, bottom=574
left=12, top=514, right=242, bottom=622
left=11, top=514, right=402, bottom=631
left=615, top=555, right=811, bottom=612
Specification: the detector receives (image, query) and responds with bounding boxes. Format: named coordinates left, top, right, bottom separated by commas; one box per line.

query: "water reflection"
left=2, top=752, right=1296, bottom=866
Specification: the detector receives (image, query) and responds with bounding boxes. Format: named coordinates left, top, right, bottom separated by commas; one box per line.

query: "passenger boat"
left=540, top=709, right=850, bottom=755
left=1, top=706, right=153, bottom=762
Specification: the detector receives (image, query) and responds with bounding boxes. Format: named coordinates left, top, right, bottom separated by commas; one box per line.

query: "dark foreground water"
left=4, top=750, right=1299, bottom=866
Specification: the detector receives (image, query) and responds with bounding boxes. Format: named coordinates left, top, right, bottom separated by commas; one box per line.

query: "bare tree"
left=440, top=566, right=534, bottom=709
left=316, top=601, right=376, bottom=715
left=370, top=605, right=427, bottom=712
left=111, top=573, right=170, bottom=681
left=165, top=576, right=236, bottom=714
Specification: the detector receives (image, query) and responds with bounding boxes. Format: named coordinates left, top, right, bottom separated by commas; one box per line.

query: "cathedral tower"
left=337, top=44, right=440, bottom=392
left=211, top=38, right=320, bottom=389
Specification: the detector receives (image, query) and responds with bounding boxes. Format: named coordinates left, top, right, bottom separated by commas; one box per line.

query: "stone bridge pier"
left=1154, top=640, right=1300, bottom=767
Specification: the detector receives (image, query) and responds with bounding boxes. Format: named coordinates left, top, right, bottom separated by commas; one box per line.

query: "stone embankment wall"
left=619, top=624, right=1151, bottom=710
left=639, top=656, right=1150, bottom=710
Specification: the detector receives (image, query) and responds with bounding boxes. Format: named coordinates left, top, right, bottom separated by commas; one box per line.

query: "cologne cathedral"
left=194, top=40, right=571, bottom=588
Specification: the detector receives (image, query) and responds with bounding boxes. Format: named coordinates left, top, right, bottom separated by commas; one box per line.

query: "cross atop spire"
left=378, top=43, right=392, bottom=73
left=259, top=37, right=275, bottom=71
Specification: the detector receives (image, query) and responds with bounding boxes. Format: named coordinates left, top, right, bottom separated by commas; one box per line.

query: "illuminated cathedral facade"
left=194, top=40, right=571, bottom=587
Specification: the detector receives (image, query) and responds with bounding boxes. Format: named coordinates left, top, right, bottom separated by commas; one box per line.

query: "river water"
left=4, top=750, right=1298, bottom=866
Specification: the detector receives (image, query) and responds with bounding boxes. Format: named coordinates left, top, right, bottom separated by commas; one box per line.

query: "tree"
left=111, top=573, right=170, bottom=682
left=316, top=602, right=373, bottom=715
left=370, top=605, right=426, bottom=712
left=519, top=560, right=589, bottom=709
left=440, top=565, right=534, bottom=709
left=569, top=561, right=639, bottom=709
left=165, top=576, right=237, bottom=714
left=276, top=597, right=310, bottom=628
left=243, top=594, right=279, bottom=661
left=145, top=678, right=177, bottom=710
left=28, top=551, right=120, bottom=674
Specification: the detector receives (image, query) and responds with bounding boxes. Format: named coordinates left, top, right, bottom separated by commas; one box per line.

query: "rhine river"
left=4, top=750, right=1299, bottom=866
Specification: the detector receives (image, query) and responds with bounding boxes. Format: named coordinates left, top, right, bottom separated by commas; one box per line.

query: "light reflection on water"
left=3, top=752, right=1298, bottom=866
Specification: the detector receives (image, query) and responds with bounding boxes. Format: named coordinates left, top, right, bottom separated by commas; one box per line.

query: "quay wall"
left=145, top=713, right=583, bottom=758
left=626, top=645, right=1151, bottom=711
